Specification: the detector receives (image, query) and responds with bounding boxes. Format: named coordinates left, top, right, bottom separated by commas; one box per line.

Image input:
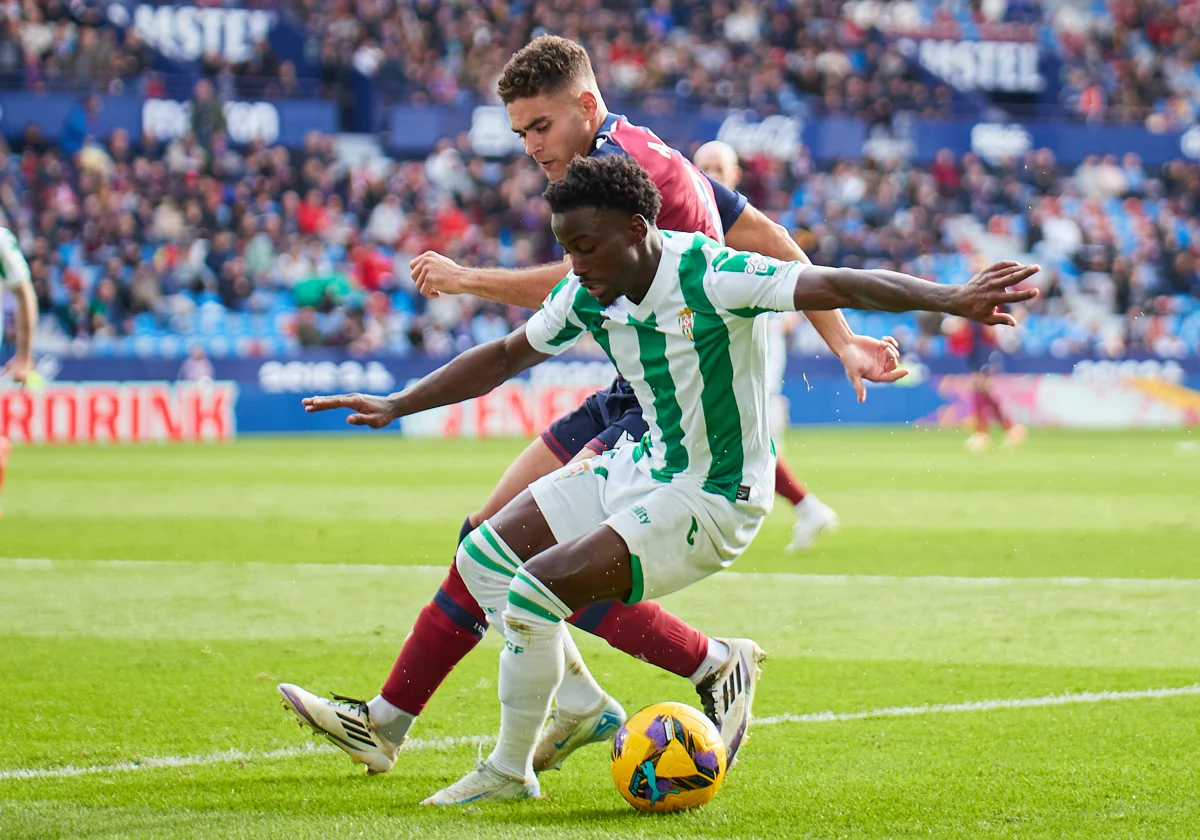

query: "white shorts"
left=528, top=445, right=768, bottom=604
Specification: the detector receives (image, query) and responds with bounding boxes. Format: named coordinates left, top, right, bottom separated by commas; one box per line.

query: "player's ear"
left=629, top=214, right=649, bottom=244
left=577, top=89, right=598, bottom=120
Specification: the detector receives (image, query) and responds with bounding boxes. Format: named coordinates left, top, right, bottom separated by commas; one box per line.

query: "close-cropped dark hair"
left=543, top=156, right=662, bottom=224
left=498, top=35, right=595, bottom=104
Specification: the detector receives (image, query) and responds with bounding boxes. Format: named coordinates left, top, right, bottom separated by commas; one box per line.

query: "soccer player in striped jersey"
left=304, top=155, right=1039, bottom=804
left=277, top=36, right=902, bottom=779
left=0, top=228, right=37, bottom=518
left=693, top=140, right=839, bottom=550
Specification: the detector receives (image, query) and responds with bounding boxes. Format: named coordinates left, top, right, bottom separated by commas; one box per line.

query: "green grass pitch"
left=1, top=428, right=1198, bottom=839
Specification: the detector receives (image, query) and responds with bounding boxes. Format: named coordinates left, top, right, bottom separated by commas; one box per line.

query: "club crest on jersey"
left=678, top=307, right=695, bottom=341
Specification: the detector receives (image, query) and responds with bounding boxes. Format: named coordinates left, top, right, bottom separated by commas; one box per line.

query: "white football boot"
left=277, top=683, right=403, bottom=775
left=965, top=432, right=991, bottom=452
left=787, top=493, right=839, bottom=551
left=420, top=760, right=542, bottom=806
left=694, top=637, right=766, bottom=767
left=532, top=693, right=626, bottom=773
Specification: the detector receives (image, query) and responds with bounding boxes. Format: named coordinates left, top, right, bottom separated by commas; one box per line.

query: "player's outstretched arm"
left=792, top=261, right=1040, bottom=324
left=726, top=204, right=912, bottom=401
left=725, top=204, right=853, bottom=355
left=410, top=251, right=570, bottom=310
left=302, top=327, right=550, bottom=427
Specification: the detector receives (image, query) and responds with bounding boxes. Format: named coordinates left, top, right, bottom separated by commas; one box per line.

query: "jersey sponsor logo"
left=686, top=516, right=698, bottom=546
left=678, top=307, right=695, bottom=342
left=632, top=505, right=651, bottom=525
left=743, top=254, right=782, bottom=276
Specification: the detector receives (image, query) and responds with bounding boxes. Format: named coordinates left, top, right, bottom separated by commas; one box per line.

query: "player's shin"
left=491, top=571, right=573, bottom=780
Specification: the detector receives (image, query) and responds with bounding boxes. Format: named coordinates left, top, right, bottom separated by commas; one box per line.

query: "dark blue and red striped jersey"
left=589, top=113, right=747, bottom=244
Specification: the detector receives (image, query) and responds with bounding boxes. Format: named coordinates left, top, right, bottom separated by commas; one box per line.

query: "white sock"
left=688, top=637, right=730, bottom=685
left=490, top=611, right=564, bottom=780
left=366, top=695, right=416, bottom=744
left=489, top=569, right=574, bottom=780
left=553, top=624, right=608, bottom=717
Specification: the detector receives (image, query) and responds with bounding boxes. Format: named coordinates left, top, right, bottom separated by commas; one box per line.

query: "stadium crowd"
left=0, top=0, right=1178, bottom=122
left=3, top=0, right=1198, bottom=131
left=2, top=114, right=1199, bottom=361
left=0, top=0, right=1199, bottom=361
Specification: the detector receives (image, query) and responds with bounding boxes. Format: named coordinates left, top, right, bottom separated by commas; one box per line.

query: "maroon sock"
left=983, top=390, right=1013, bottom=430
left=973, top=390, right=990, bottom=433
left=378, top=562, right=487, bottom=716
left=569, top=600, right=708, bottom=679
left=774, top=457, right=807, bottom=505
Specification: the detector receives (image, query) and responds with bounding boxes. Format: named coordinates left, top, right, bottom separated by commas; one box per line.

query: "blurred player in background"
left=278, top=36, right=903, bottom=777
left=693, top=141, right=839, bottom=550
left=943, top=313, right=1027, bottom=452
left=0, top=228, right=38, bottom=518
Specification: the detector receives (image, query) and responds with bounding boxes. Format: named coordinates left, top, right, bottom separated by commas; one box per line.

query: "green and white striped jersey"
left=0, top=228, right=30, bottom=290
left=525, top=230, right=805, bottom=506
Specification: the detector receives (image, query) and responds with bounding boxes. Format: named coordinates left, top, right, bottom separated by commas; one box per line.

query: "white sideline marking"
left=754, top=683, right=1200, bottom=725
left=3, top=685, right=1198, bottom=782
left=0, top=734, right=494, bottom=781
left=2, top=557, right=1198, bottom=587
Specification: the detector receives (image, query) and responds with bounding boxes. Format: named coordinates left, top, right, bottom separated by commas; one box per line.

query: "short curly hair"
left=543, top=156, right=662, bottom=224
left=498, top=36, right=595, bottom=104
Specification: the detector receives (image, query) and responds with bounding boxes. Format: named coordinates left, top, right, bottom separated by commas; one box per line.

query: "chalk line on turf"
left=3, top=684, right=1198, bottom=782
left=2, top=557, right=1199, bottom=586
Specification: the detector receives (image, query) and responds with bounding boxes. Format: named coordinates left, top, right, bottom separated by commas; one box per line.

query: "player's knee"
left=506, top=568, right=571, bottom=626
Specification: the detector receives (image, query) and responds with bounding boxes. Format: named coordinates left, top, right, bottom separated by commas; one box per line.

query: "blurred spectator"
left=59, top=94, right=100, bottom=159
left=190, top=79, right=226, bottom=152
left=178, top=345, right=215, bottom=382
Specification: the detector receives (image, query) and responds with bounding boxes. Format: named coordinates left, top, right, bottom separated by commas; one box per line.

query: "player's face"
left=507, top=92, right=596, bottom=181
left=552, top=207, right=645, bottom=307
left=694, top=154, right=740, bottom=191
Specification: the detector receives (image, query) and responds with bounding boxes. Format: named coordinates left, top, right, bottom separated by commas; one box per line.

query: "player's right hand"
left=1, top=355, right=33, bottom=384
left=410, top=251, right=467, bottom=299
left=302, top=393, right=397, bottom=428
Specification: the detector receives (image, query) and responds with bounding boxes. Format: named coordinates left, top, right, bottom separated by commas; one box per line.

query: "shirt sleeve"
left=707, top=248, right=807, bottom=316
left=703, top=173, right=748, bottom=234
left=524, top=274, right=588, bottom=355
left=0, top=228, right=30, bottom=290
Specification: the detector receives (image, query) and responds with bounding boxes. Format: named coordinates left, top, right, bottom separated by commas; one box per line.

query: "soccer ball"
left=610, top=701, right=727, bottom=813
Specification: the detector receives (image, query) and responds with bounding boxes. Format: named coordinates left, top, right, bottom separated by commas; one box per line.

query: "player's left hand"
left=839, top=334, right=905, bottom=403
left=1, top=355, right=33, bottom=385
left=955, top=262, right=1041, bottom=326
left=410, top=251, right=467, bottom=299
